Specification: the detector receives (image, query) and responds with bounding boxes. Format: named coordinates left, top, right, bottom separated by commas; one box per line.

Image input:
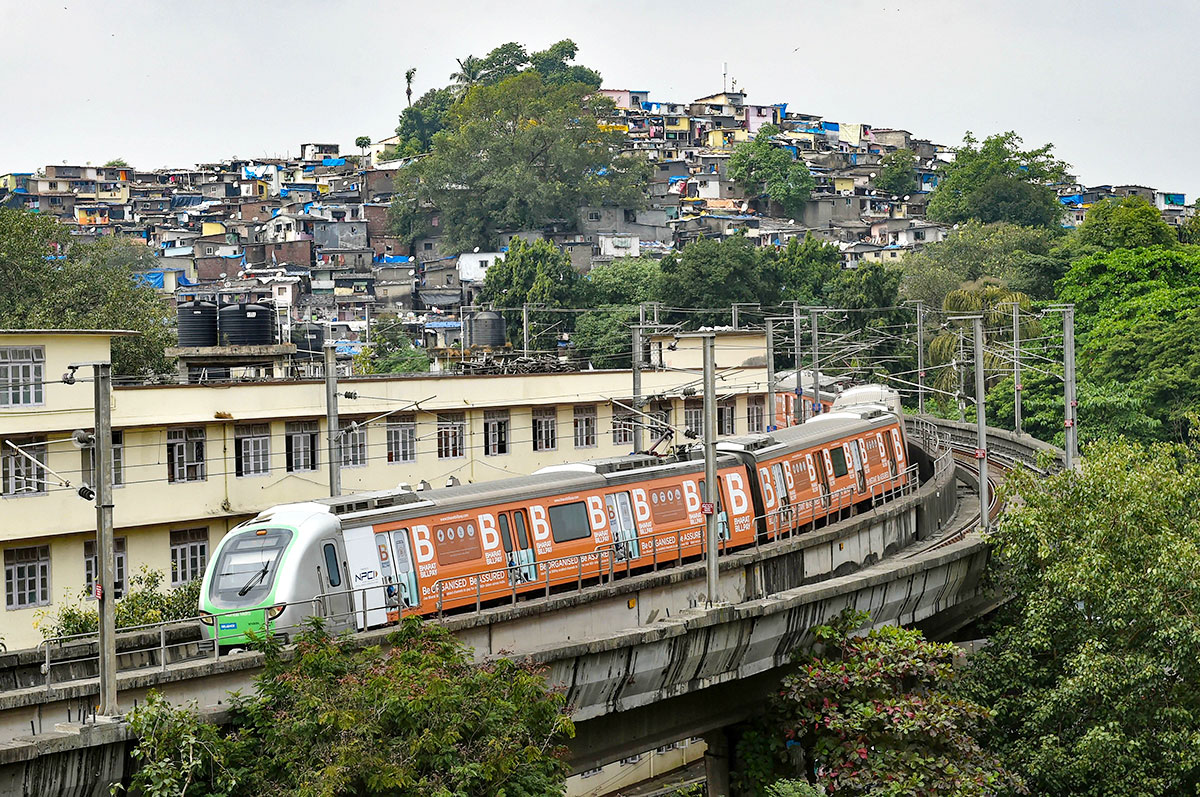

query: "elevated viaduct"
left=0, top=417, right=1064, bottom=796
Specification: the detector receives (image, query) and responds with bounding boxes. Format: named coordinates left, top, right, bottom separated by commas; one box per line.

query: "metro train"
left=198, top=399, right=911, bottom=646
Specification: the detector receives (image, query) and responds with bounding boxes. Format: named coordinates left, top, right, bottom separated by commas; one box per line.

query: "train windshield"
left=208, top=528, right=293, bottom=607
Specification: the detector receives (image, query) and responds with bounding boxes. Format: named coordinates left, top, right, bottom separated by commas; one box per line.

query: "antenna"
left=723, top=62, right=728, bottom=93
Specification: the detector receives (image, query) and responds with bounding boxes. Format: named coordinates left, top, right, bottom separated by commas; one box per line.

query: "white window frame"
left=285, top=421, right=318, bottom=472
left=166, top=427, right=206, bottom=483
left=0, top=346, right=44, bottom=407
left=612, top=409, right=634, bottom=446
left=573, top=405, right=597, bottom=448
left=747, top=396, right=766, bottom=434
left=85, top=537, right=126, bottom=599
left=170, top=528, right=208, bottom=585
left=5, top=545, right=50, bottom=609
left=340, top=421, right=368, bottom=468
left=684, top=401, right=703, bottom=438
left=81, top=431, right=124, bottom=488
left=532, top=408, right=557, bottom=452
left=483, top=410, right=509, bottom=457
left=437, top=412, right=465, bottom=460
left=1, top=437, right=47, bottom=497
left=235, top=423, right=271, bottom=477
left=718, top=400, right=736, bottom=436
left=387, top=415, right=417, bottom=463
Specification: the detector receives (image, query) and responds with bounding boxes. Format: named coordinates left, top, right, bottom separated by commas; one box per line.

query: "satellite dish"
left=869, top=172, right=876, bottom=178
left=903, top=195, right=910, bottom=200
left=219, top=273, right=227, bottom=279
left=473, top=246, right=480, bottom=253
left=788, top=219, right=795, bottom=225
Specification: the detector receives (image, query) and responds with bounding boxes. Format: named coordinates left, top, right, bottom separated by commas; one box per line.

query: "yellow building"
left=0, top=330, right=771, bottom=650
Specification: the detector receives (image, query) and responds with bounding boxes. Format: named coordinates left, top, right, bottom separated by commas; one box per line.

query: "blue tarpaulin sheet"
left=322, top=158, right=346, bottom=166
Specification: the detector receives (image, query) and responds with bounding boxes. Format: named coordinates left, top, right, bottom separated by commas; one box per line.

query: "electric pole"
left=790, top=302, right=801, bottom=423
left=93, top=362, right=117, bottom=716
left=522, top=303, right=530, bottom=356
left=914, top=300, right=925, bottom=415
left=701, top=333, right=719, bottom=603
left=731, top=303, right=757, bottom=331
left=324, top=342, right=341, bottom=496
left=809, top=307, right=823, bottom=420
left=631, top=325, right=643, bottom=453
left=1064, top=304, right=1077, bottom=468
left=765, top=318, right=776, bottom=431
left=973, top=316, right=989, bottom=532
left=1012, top=302, right=1022, bottom=436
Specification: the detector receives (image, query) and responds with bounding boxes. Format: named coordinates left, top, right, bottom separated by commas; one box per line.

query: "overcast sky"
left=2, top=0, right=1197, bottom=197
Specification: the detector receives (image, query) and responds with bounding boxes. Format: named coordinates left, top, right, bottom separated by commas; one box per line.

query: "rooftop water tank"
left=469, top=310, right=507, bottom=348
left=291, top=322, right=326, bottom=360
left=176, top=301, right=218, bottom=348
left=218, top=303, right=274, bottom=346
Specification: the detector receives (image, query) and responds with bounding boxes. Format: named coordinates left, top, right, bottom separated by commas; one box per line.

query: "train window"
left=208, top=528, right=292, bottom=606
left=322, top=542, right=341, bottom=587
left=770, top=464, right=790, bottom=506
left=514, top=510, right=530, bottom=549
left=829, top=447, right=849, bottom=478
left=549, top=501, right=592, bottom=543
left=497, top=513, right=514, bottom=553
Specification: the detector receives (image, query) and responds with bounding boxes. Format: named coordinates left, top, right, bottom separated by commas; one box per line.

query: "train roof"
left=717, top=406, right=899, bottom=458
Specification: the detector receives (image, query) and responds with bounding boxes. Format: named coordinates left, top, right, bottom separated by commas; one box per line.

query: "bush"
left=37, top=567, right=202, bottom=640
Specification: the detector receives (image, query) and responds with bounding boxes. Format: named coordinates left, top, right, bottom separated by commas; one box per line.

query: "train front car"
left=199, top=502, right=348, bottom=648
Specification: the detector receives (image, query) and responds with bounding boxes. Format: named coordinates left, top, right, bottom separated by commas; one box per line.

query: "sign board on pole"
left=701, top=502, right=715, bottom=515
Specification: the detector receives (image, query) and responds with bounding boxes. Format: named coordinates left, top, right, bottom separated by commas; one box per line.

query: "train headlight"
left=265, top=603, right=287, bottom=621
left=199, top=611, right=214, bottom=626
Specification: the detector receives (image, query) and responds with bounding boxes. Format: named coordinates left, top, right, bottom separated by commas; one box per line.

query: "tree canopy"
left=123, top=618, right=573, bottom=797
left=390, top=72, right=647, bottom=251
left=875, top=148, right=918, bottom=197
left=964, top=441, right=1200, bottom=796
left=729, top=125, right=815, bottom=217
left=352, top=324, right=430, bottom=374
left=478, top=238, right=583, bottom=350
left=1075, top=196, right=1178, bottom=251
left=659, top=235, right=780, bottom=326
left=927, top=132, right=1071, bottom=228
left=0, top=209, right=175, bottom=375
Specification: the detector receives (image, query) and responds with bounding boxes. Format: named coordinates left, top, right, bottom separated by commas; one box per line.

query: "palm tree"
left=355, top=136, right=371, bottom=164
left=405, top=68, right=416, bottom=107
left=449, top=55, right=484, bottom=96
left=927, top=281, right=1041, bottom=411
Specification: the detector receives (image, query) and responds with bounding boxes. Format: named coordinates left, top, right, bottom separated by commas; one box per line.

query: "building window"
left=532, top=408, right=557, bottom=452
left=718, top=400, right=736, bottom=436
left=0, top=346, right=44, bottom=407
left=167, top=427, right=206, bottom=483
left=747, top=396, right=766, bottom=434
left=170, top=528, right=208, bottom=585
left=612, top=408, right=635, bottom=447
left=1, top=437, right=46, bottom=497
left=286, top=421, right=319, bottom=472
left=483, top=410, right=509, bottom=456
left=235, top=423, right=270, bottom=477
left=5, top=545, right=50, bottom=609
left=437, top=412, right=465, bottom=459
left=573, top=405, right=597, bottom=448
left=340, top=421, right=367, bottom=467
left=81, top=431, right=124, bottom=487
left=84, top=537, right=126, bottom=599
left=587, top=210, right=601, bottom=221
left=684, top=400, right=703, bottom=438
left=387, top=415, right=416, bottom=463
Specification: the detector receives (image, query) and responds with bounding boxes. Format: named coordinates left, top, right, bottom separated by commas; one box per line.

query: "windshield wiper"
left=237, top=563, right=270, bottom=597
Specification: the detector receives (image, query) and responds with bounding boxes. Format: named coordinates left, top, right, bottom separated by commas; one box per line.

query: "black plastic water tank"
left=218, top=303, right=274, bottom=346
left=470, top=310, right=507, bottom=348
left=176, top=301, right=218, bottom=347
left=291, top=322, right=326, bottom=359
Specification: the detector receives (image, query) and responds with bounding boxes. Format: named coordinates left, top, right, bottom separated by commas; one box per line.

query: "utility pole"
left=972, top=316, right=989, bottom=532
left=809, top=307, right=824, bottom=420
left=956, top=330, right=966, bottom=423
left=731, top=303, right=757, bottom=331
left=914, top=300, right=925, bottom=415
left=521, top=303, right=530, bottom=356
left=790, top=302, right=801, bottom=423
left=631, top=325, right=643, bottom=453
left=93, top=362, right=117, bottom=716
left=701, top=333, right=719, bottom=603
left=1064, top=304, right=1077, bottom=468
left=765, top=318, right=776, bottom=431
left=1012, top=302, right=1022, bottom=436
left=324, top=342, right=341, bottom=496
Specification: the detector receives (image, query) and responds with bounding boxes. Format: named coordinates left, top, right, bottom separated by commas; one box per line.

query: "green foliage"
left=390, top=86, right=457, bottom=158
left=352, top=324, right=430, bottom=374
left=390, top=72, right=647, bottom=251
left=927, top=131, right=1071, bottom=228
left=1056, top=245, right=1200, bottom=328
left=38, top=567, right=201, bottom=639
left=927, top=283, right=1037, bottom=396
left=0, top=211, right=176, bottom=375
left=479, top=238, right=583, bottom=349
left=765, top=781, right=825, bottom=797
left=570, top=257, right=662, bottom=368
left=660, top=235, right=780, bottom=325
left=124, top=618, right=573, bottom=797
left=1180, top=205, right=1200, bottom=244
left=1076, top=196, right=1177, bottom=251
left=963, top=441, right=1200, bottom=796
left=102, top=158, right=129, bottom=168
left=899, top=220, right=1062, bottom=307
left=875, top=148, right=917, bottom=197
left=354, top=135, right=371, bottom=152
left=773, top=233, right=842, bottom=304
left=729, top=125, right=815, bottom=216
left=769, top=610, right=1022, bottom=796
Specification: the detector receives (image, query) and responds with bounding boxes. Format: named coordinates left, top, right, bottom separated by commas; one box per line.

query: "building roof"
left=0, top=329, right=139, bottom=336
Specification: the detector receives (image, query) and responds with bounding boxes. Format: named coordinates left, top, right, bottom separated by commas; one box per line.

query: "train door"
left=889, top=427, right=907, bottom=473
left=846, top=441, right=867, bottom=494
left=319, top=538, right=354, bottom=633
left=808, top=452, right=831, bottom=509
left=605, top=492, right=641, bottom=560
left=769, top=463, right=792, bottom=534
left=512, top=509, right=538, bottom=582
left=700, top=479, right=730, bottom=541
left=878, top=432, right=899, bottom=478
left=372, top=529, right=420, bottom=622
